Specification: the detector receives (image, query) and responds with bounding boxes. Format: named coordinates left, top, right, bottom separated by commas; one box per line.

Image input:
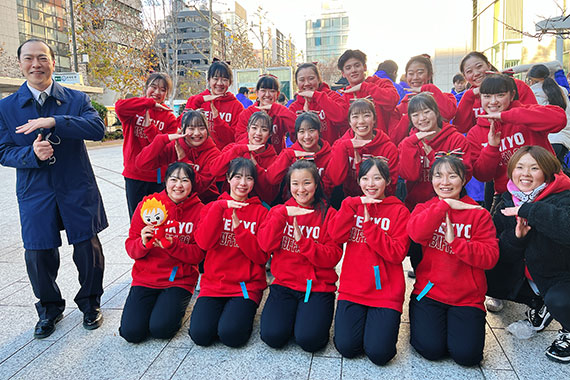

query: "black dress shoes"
left=83, top=309, right=103, bottom=330
left=34, top=313, right=63, bottom=339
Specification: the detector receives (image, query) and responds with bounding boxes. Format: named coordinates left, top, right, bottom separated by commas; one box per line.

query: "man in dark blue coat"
left=0, top=39, right=108, bottom=338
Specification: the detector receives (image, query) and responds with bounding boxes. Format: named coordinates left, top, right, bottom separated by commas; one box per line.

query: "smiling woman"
left=120, top=161, right=204, bottom=343
left=487, top=146, right=570, bottom=363
left=407, top=155, right=498, bottom=366
left=190, top=157, right=269, bottom=348
left=115, top=72, right=179, bottom=218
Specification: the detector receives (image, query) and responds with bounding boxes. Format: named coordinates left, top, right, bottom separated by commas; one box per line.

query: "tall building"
left=0, top=0, right=103, bottom=96
left=159, top=3, right=223, bottom=74
left=305, top=1, right=349, bottom=63
left=471, top=0, right=567, bottom=71
left=0, top=0, right=72, bottom=72
left=272, top=28, right=296, bottom=67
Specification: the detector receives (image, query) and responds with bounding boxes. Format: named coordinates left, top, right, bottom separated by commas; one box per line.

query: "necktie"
left=38, top=92, right=48, bottom=106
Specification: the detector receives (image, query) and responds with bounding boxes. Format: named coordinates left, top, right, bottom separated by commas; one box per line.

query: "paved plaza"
left=0, top=144, right=569, bottom=379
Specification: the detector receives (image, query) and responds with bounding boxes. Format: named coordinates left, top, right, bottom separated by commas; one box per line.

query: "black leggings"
left=119, top=286, right=192, bottom=343
left=334, top=300, right=401, bottom=366
left=189, top=296, right=258, bottom=347
left=409, top=296, right=485, bottom=366
left=543, top=281, right=570, bottom=331
left=260, top=284, right=335, bottom=352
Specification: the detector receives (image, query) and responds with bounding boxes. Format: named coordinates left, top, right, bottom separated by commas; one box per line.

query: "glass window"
left=324, top=19, right=330, bottom=27
left=342, top=17, right=349, bottom=26
left=313, top=19, right=321, bottom=28
left=315, top=37, right=321, bottom=46
left=31, top=23, right=46, bottom=38
left=332, top=18, right=340, bottom=27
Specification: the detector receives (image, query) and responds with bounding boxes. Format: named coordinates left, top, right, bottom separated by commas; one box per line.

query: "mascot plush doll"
left=140, top=196, right=177, bottom=248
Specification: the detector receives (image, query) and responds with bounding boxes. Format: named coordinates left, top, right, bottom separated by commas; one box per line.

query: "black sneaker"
left=546, top=329, right=570, bottom=363
left=526, top=304, right=554, bottom=332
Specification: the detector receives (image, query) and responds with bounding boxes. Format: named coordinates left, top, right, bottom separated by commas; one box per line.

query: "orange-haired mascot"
left=140, top=195, right=178, bottom=248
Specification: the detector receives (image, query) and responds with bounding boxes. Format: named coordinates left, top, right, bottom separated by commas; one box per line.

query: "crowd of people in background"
left=2, top=38, right=569, bottom=368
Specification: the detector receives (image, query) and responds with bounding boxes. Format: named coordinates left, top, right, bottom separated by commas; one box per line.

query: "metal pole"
left=69, top=0, right=79, bottom=72
left=209, top=0, right=213, bottom=64
left=259, top=11, right=265, bottom=72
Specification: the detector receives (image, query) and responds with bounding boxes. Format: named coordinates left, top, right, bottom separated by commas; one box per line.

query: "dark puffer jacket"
left=487, top=173, right=570, bottom=300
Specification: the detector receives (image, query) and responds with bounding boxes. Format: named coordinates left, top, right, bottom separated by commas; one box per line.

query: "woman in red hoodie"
left=189, top=158, right=269, bottom=347
left=288, top=63, right=348, bottom=144
left=185, top=60, right=243, bottom=150
left=119, top=162, right=204, bottom=343
left=328, top=158, right=411, bottom=365
left=234, top=75, right=296, bottom=154
left=399, top=93, right=472, bottom=210
left=258, top=160, right=342, bottom=352
left=454, top=51, right=537, bottom=133
left=467, top=74, right=566, bottom=197
left=264, top=112, right=334, bottom=197
left=407, top=155, right=499, bottom=366
left=209, top=111, right=279, bottom=205
left=327, top=98, right=399, bottom=197
left=115, top=72, right=180, bottom=218
left=136, top=111, right=221, bottom=203
left=388, top=55, right=457, bottom=146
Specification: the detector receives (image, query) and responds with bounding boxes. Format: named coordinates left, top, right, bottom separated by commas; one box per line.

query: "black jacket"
left=487, top=174, right=570, bottom=301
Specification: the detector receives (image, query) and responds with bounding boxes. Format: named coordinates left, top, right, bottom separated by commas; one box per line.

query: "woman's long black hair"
left=528, top=64, right=567, bottom=109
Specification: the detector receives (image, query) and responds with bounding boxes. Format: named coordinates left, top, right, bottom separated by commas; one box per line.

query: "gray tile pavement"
left=0, top=145, right=568, bottom=379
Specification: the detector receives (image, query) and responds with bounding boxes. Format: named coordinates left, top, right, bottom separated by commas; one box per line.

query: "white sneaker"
left=485, top=296, right=504, bottom=312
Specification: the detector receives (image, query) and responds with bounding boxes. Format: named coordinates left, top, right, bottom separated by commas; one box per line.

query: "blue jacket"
left=374, top=70, right=406, bottom=102
left=451, top=88, right=466, bottom=104
left=0, top=82, right=108, bottom=249
left=236, top=93, right=253, bottom=109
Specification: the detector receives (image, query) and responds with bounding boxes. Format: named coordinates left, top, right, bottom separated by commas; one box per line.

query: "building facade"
left=471, top=0, right=568, bottom=71
left=305, top=5, right=349, bottom=63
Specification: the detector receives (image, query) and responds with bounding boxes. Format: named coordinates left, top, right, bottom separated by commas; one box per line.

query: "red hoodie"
left=454, top=78, right=537, bottom=133
left=185, top=90, right=244, bottom=150
left=195, top=192, right=269, bottom=304
left=466, top=102, right=566, bottom=193
left=258, top=198, right=342, bottom=293
left=125, top=190, right=204, bottom=293
left=263, top=140, right=334, bottom=195
left=327, top=129, right=399, bottom=197
left=135, top=134, right=221, bottom=203
left=329, top=196, right=411, bottom=311
left=209, top=142, right=279, bottom=204
left=234, top=102, right=296, bottom=154
left=399, top=123, right=473, bottom=210
left=407, top=196, right=499, bottom=311
left=115, top=97, right=179, bottom=182
left=388, top=84, right=457, bottom=146
left=289, top=82, right=349, bottom=144
left=338, top=76, right=399, bottom=135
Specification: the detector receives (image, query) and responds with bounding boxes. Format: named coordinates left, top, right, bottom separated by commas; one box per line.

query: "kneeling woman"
left=489, top=146, right=570, bottom=363
left=328, top=158, right=411, bottom=365
left=258, top=160, right=342, bottom=352
left=407, top=156, right=499, bottom=366
left=120, top=162, right=204, bottom=343
left=190, top=158, right=269, bottom=347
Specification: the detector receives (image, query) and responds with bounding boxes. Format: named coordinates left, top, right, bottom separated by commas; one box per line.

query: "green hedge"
left=91, top=100, right=108, bottom=122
